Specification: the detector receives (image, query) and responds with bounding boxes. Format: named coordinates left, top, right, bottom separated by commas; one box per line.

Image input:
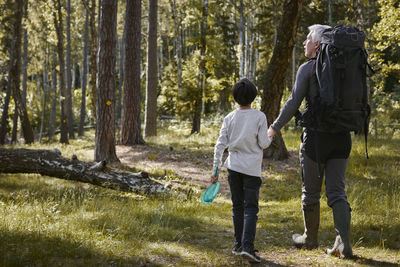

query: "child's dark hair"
left=232, top=78, right=258, bottom=106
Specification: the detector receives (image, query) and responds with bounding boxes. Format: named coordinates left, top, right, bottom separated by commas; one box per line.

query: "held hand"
left=268, top=127, right=276, bottom=137
left=210, top=175, right=219, bottom=184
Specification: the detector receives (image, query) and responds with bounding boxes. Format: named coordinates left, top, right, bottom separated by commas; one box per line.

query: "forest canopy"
left=0, top=0, right=399, bottom=147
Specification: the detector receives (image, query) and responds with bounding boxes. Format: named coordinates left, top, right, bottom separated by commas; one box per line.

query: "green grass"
left=0, top=122, right=399, bottom=266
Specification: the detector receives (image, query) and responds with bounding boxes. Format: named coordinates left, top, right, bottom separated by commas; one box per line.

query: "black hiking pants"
left=228, top=169, right=261, bottom=252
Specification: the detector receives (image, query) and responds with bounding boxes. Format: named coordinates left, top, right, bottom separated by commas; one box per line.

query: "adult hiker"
left=267, top=24, right=357, bottom=259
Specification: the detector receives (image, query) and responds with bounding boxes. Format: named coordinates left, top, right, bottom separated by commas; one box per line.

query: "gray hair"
left=308, top=24, right=331, bottom=42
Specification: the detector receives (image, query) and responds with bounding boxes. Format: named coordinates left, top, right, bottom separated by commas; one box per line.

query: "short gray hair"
left=308, top=24, right=331, bottom=42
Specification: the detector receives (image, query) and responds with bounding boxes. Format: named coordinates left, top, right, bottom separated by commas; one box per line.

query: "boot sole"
left=241, top=251, right=261, bottom=263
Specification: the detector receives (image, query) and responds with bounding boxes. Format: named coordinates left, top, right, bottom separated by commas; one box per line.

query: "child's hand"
left=210, top=175, right=219, bottom=184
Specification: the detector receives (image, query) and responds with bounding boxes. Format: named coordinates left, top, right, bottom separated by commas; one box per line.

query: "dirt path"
left=114, top=145, right=299, bottom=195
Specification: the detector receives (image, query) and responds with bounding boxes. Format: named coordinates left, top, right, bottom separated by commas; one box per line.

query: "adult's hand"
left=268, top=127, right=276, bottom=137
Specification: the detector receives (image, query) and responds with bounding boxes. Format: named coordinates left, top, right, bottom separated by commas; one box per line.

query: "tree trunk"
left=191, top=0, right=208, bottom=134
left=261, top=0, right=303, bottom=160
left=292, top=44, right=296, bottom=89
left=9, top=0, right=34, bottom=144
left=116, top=34, right=124, bottom=137
left=0, top=46, right=12, bottom=144
left=120, top=0, right=145, bottom=145
left=39, top=70, right=48, bottom=142
left=89, top=0, right=98, bottom=121
left=79, top=0, right=89, bottom=137
left=66, top=0, right=74, bottom=139
left=328, top=0, right=332, bottom=24
left=169, top=0, right=182, bottom=96
left=49, top=64, right=57, bottom=139
left=144, top=0, right=158, bottom=137
left=20, top=0, right=28, bottom=139
left=11, top=103, right=18, bottom=143
left=354, top=0, right=365, bottom=30
left=248, top=16, right=256, bottom=81
left=95, top=0, right=119, bottom=163
left=238, top=0, right=245, bottom=79
left=54, top=0, right=69, bottom=144
left=0, top=148, right=167, bottom=194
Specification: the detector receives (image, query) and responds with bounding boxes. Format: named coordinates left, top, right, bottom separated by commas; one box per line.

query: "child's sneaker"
left=241, top=249, right=261, bottom=263
left=231, top=244, right=242, bottom=255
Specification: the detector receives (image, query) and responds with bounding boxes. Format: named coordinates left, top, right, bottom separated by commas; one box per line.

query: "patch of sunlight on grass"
left=1, top=122, right=400, bottom=266
left=146, top=241, right=192, bottom=258
left=146, top=119, right=220, bottom=153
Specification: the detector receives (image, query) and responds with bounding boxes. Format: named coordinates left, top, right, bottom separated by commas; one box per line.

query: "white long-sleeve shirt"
left=213, top=109, right=272, bottom=177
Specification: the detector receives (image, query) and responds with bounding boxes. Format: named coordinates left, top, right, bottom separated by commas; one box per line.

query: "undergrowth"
left=0, top=120, right=399, bottom=266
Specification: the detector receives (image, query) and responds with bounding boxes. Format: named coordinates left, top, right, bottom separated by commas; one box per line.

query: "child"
left=211, top=78, right=272, bottom=263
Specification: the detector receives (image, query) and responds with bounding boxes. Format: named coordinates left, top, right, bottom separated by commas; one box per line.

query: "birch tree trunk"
left=0, top=148, right=167, bottom=194
left=144, top=0, right=158, bottom=137
left=95, top=0, right=119, bottom=163
left=261, top=0, right=303, bottom=160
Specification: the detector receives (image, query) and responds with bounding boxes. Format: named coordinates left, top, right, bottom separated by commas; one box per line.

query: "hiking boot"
left=231, top=244, right=242, bottom=255
left=241, top=249, right=261, bottom=263
left=326, top=201, right=353, bottom=259
left=292, top=203, right=320, bottom=249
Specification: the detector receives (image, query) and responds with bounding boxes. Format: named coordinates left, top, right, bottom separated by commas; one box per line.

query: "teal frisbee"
left=200, top=181, right=220, bottom=204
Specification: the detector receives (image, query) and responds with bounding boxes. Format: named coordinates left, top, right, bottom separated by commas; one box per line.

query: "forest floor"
left=1, top=123, right=400, bottom=266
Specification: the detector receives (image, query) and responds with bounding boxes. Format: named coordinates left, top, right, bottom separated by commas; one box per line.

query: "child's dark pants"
left=228, top=169, right=261, bottom=252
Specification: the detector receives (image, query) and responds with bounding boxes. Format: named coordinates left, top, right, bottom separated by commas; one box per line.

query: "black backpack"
left=296, top=25, right=372, bottom=156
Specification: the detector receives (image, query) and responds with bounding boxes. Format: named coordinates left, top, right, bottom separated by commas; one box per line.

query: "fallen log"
left=0, top=148, right=168, bottom=194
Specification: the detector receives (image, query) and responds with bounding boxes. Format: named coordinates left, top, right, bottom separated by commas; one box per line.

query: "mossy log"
left=0, top=148, right=168, bottom=194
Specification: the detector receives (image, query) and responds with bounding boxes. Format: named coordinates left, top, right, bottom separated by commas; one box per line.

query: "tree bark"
left=89, top=0, right=98, bottom=121
left=66, top=0, right=75, bottom=139
left=144, top=0, right=158, bottom=137
left=9, top=0, right=34, bottom=144
left=0, top=148, right=167, bottom=194
left=20, top=0, right=28, bottom=139
left=39, top=70, right=48, bottom=142
left=120, top=0, right=145, bottom=145
left=49, top=65, right=57, bottom=139
left=54, top=0, right=69, bottom=144
left=116, top=34, right=124, bottom=137
left=95, top=0, right=119, bottom=163
left=0, top=45, right=12, bottom=144
left=169, top=0, right=182, bottom=96
left=79, top=0, right=89, bottom=137
left=238, top=0, right=245, bottom=79
left=11, top=102, right=18, bottom=143
left=261, top=0, right=303, bottom=160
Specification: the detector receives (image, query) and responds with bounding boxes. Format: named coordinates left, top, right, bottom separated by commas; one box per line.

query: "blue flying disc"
left=200, top=181, right=220, bottom=204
